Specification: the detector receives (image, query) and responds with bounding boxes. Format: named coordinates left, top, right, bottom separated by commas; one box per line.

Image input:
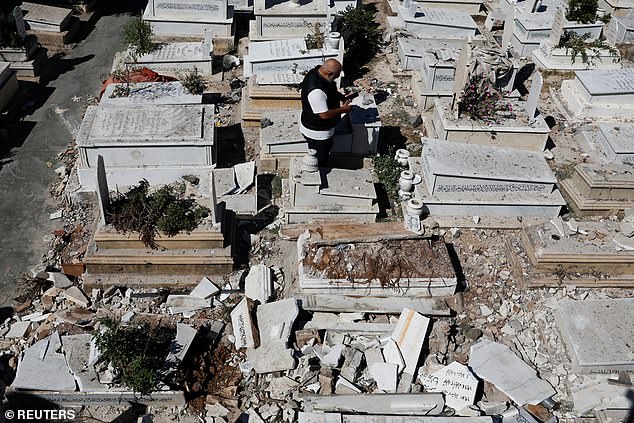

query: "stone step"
left=84, top=246, right=234, bottom=275
left=83, top=273, right=207, bottom=290
left=94, top=228, right=225, bottom=250
left=521, top=222, right=634, bottom=274
left=294, top=294, right=451, bottom=315
left=559, top=178, right=630, bottom=216
left=570, top=163, right=634, bottom=200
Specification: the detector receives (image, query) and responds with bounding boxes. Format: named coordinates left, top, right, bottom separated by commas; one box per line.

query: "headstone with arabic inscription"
left=420, top=362, right=478, bottom=411
left=13, top=7, right=27, bottom=41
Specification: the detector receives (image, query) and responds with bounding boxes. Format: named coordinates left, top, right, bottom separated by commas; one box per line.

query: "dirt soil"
left=303, top=239, right=455, bottom=284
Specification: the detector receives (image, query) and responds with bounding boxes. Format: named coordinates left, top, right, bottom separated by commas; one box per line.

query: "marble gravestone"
left=420, top=362, right=478, bottom=411
left=118, top=42, right=214, bottom=77
left=252, top=0, right=329, bottom=41
left=244, top=39, right=340, bottom=77
left=13, top=7, right=27, bottom=41
left=407, top=138, right=566, bottom=217
left=21, top=2, right=73, bottom=33
left=100, top=82, right=203, bottom=106
left=143, top=0, right=234, bottom=39
left=557, top=298, right=634, bottom=373
left=525, top=72, right=543, bottom=119
left=561, top=68, right=634, bottom=119
left=392, top=6, right=478, bottom=39
left=0, top=62, right=19, bottom=112
left=548, top=8, right=565, bottom=45
left=76, top=104, right=216, bottom=190
left=95, top=156, right=110, bottom=226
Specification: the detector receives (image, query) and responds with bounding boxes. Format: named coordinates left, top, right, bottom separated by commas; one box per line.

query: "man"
left=299, top=58, right=355, bottom=167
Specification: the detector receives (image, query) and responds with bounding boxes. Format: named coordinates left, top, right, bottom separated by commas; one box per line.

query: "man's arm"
left=318, top=101, right=353, bottom=120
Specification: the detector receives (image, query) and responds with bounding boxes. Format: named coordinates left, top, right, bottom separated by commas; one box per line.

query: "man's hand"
left=341, top=99, right=353, bottom=113
left=344, top=91, right=359, bottom=101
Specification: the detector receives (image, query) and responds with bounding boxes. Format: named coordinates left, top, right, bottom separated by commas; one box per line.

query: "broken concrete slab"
left=256, top=298, right=299, bottom=344
left=420, top=361, right=478, bottom=411
left=301, top=393, right=445, bottom=415
left=244, top=264, right=273, bottom=304
left=383, top=339, right=405, bottom=373
left=296, top=294, right=451, bottom=316
left=62, top=334, right=103, bottom=392
left=235, top=161, right=256, bottom=192
left=63, top=286, right=90, bottom=308
left=390, top=308, right=430, bottom=376
left=268, top=376, right=299, bottom=400
left=299, top=412, right=343, bottom=423
left=321, top=344, right=344, bottom=368
left=246, top=339, right=296, bottom=374
left=189, top=276, right=219, bottom=300
left=165, top=295, right=212, bottom=315
left=48, top=272, right=72, bottom=288
left=557, top=298, right=634, bottom=374
left=13, top=332, right=77, bottom=391
left=368, top=362, right=398, bottom=392
left=231, top=298, right=259, bottom=349
left=469, top=340, right=556, bottom=406
left=344, top=417, right=493, bottom=423
left=5, top=321, right=32, bottom=339
left=164, top=324, right=197, bottom=374
left=571, top=375, right=633, bottom=414
left=4, top=388, right=186, bottom=406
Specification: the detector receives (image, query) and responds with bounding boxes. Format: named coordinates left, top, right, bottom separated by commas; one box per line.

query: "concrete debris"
left=420, top=361, right=478, bottom=411
left=190, top=276, right=220, bottom=300
left=5, top=321, right=32, bottom=338
left=48, top=272, right=72, bottom=288
left=165, top=294, right=212, bottom=315
left=12, top=332, right=77, bottom=391
left=368, top=362, right=398, bottom=392
left=63, top=286, right=90, bottom=308
left=164, top=324, right=197, bottom=374
left=469, top=340, right=556, bottom=406
left=301, top=393, right=445, bottom=415
left=390, top=308, right=430, bottom=377
left=231, top=298, right=259, bottom=349
left=244, top=264, right=273, bottom=304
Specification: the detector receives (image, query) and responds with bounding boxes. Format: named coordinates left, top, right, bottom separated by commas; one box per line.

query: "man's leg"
left=305, top=136, right=334, bottom=167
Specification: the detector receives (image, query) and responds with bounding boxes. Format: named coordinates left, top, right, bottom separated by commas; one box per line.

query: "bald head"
left=319, top=58, right=343, bottom=82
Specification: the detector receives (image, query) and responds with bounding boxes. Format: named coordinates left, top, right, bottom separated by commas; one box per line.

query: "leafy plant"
left=179, top=66, right=206, bottom=95
left=108, top=179, right=210, bottom=249
left=0, top=11, right=22, bottom=49
left=458, top=74, right=514, bottom=123
left=373, top=148, right=405, bottom=205
left=338, top=5, right=382, bottom=73
left=566, top=0, right=599, bottom=24
left=123, top=16, right=154, bottom=57
left=557, top=30, right=619, bottom=65
left=305, top=22, right=325, bottom=50
left=93, top=319, right=175, bottom=395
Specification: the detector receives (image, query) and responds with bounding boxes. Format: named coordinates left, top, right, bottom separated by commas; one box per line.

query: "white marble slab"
left=557, top=298, right=634, bottom=373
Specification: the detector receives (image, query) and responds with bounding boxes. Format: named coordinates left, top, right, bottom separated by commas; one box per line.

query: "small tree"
left=179, top=66, right=206, bottom=95
left=305, top=22, right=325, bottom=50
left=337, top=5, right=382, bottom=73
left=566, top=0, right=599, bottom=24
left=557, top=30, right=619, bottom=65
left=93, top=319, right=175, bottom=395
left=458, top=74, right=514, bottom=123
left=123, top=16, right=154, bottom=57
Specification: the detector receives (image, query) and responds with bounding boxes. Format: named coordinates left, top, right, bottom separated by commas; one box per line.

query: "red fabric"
left=99, top=68, right=177, bottom=99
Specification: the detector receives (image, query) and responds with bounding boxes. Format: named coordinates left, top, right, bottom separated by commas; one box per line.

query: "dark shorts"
left=304, top=136, right=334, bottom=167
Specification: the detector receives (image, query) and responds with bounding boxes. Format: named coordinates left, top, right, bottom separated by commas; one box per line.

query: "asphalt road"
left=0, top=3, right=145, bottom=306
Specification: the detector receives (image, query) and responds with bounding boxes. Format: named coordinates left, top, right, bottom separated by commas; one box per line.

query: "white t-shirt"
left=299, top=89, right=336, bottom=140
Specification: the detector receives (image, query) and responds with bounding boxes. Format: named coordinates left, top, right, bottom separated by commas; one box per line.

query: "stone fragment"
left=420, top=361, right=478, bottom=411
left=62, top=334, right=102, bottom=392
left=321, top=344, right=344, bottom=367
left=256, top=298, right=298, bottom=344
left=301, top=393, right=445, bottom=415
left=368, top=362, right=398, bottom=392
left=12, top=332, right=77, bottom=391
left=48, top=272, right=72, bottom=288
left=206, top=402, right=229, bottom=417
left=244, top=264, right=273, bottom=304
left=268, top=376, right=299, bottom=400
left=295, top=328, right=320, bottom=348
left=164, top=324, right=197, bottom=373
left=335, top=376, right=362, bottom=394
left=190, top=276, right=220, bottom=300
left=5, top=321, right=32, bottom=339
left=390, top=308, right=430, bottom=377
left=469, top=341, right=556, bottom=405
left=246, top=339, right=296, bottom=374
left=63, top=286, right=90, bottom=307
left=165, top=295, right=211, bottom=314
left=230, top=298, right=259, bottom=349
